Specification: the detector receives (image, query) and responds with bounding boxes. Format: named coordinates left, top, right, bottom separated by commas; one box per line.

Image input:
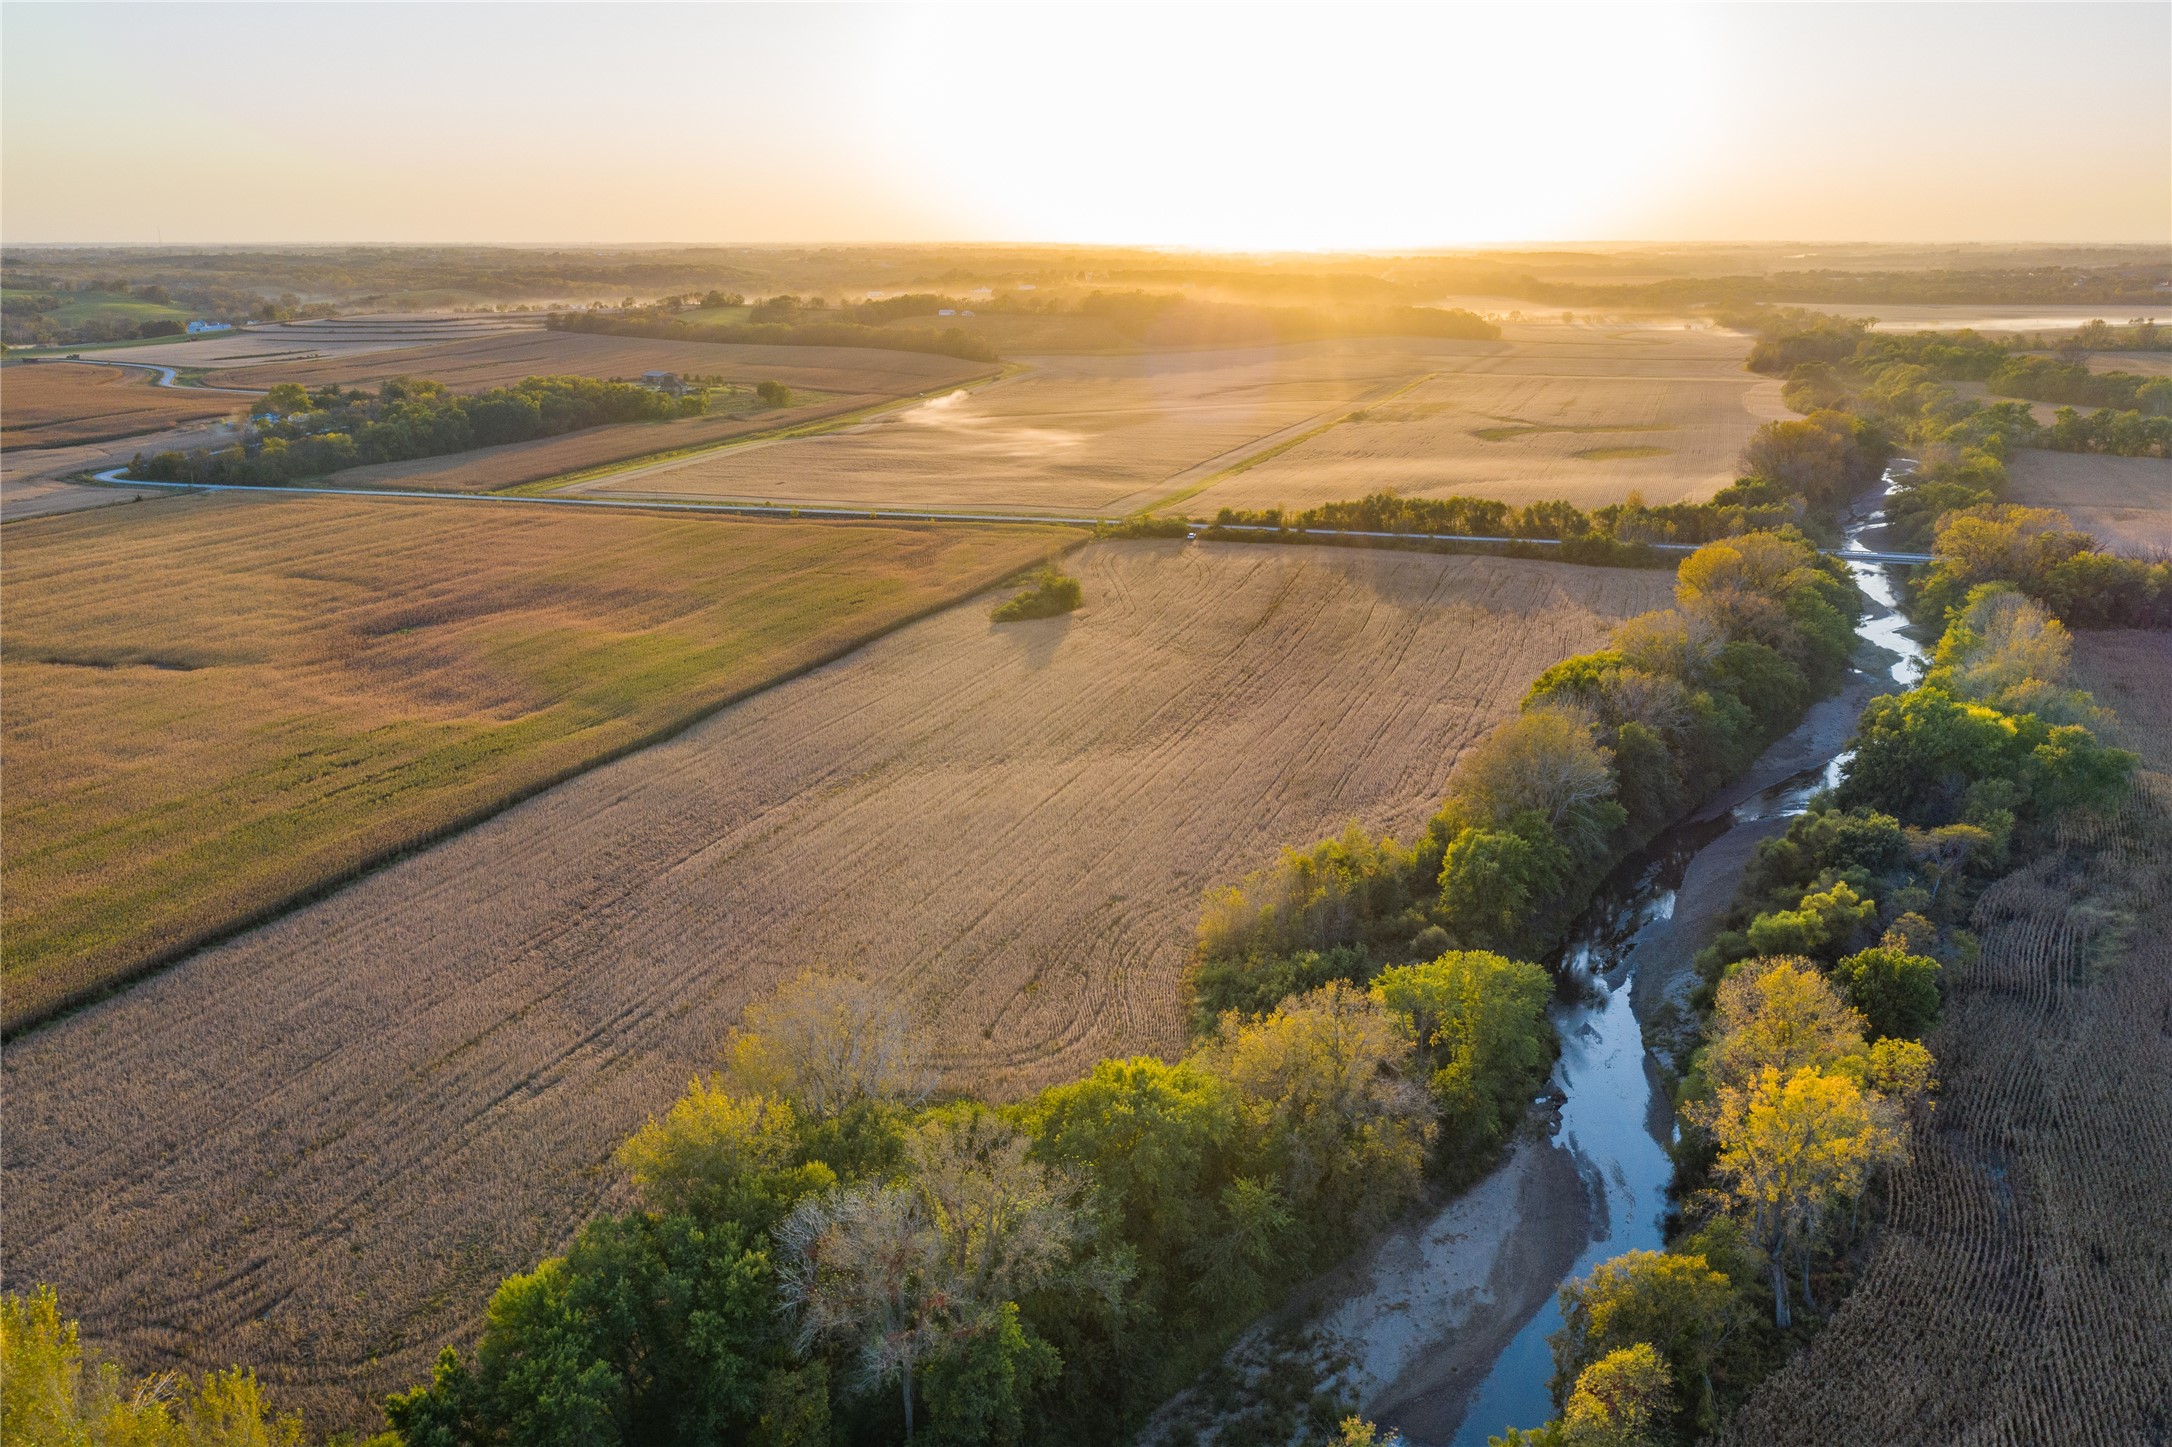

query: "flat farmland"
left=2005, top=448, right=2172, bottom=555
left=1714, top=629, right=2172, bottom=1445
left=1185, top=344, right=1776, bottom=514
left=60, top=314, right=542, bottom=370
left=579, top=326, right=1773, bottom=516
left=0, top=493, right=1065, bottom=1028
left=0, top=542, right=1671, bottom=1426
left=203, top=329, right=990, bottom=397
left=318, top=391, right=871, bottom=494
left=1, top=362, right=249, bottom=447
left=2081, top=351, right=2172, bottom=377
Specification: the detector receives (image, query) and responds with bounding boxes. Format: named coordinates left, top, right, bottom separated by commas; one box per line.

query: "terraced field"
left=1715, top=629, right=2172, bottom=1445
left=0, top=541, right=1670, bottom=1428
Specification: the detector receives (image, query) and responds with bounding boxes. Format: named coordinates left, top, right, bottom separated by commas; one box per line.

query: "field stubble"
left=1, top=362, right=248, bottom=448
left=0, top=492, right=1066, bottom=1026
left=2003, top=448, right=2172, bottom=558
left=585, top=326, right=1778, bottom=517
left=1714, top=630, right=2172, bottom=1445
left=201, top=329, right=989, bottom=397
left=0, top=541, right=1671, bottom=1428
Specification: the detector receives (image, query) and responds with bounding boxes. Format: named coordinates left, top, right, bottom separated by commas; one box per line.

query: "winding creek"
left=1174, top=466, right=1935, bottom=1446
left=1432, top=466, right=1934, bottom=1443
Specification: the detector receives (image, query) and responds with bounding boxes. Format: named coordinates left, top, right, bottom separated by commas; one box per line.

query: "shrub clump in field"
left=991, top=566, right=1083, bottom=622
left=755, top=378, right=792, bottom=408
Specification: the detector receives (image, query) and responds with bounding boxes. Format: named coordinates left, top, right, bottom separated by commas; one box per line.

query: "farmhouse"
left=639, top=369, right=684, bottom=394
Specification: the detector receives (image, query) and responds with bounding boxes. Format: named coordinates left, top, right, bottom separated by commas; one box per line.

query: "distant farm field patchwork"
left=0, top=541, right=1671, bottom=1428
left=2005, top=448, right=2172, bottom=556
left=1, top=362, right=248, bottom=447
left=0, top=493, right=1066, bottom=1026
left=204, top=329, right=991, bottom=397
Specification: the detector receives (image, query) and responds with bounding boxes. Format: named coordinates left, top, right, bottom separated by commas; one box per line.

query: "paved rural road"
left=83, top=473, right=1938, bottom=564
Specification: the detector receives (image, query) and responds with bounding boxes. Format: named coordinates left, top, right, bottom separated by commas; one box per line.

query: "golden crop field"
left=1185, top=330, right=1779, bottom=513
left=0, top=492, right=1065, bottom=1027
left=2005, top=448, right=2172, bottom=556
left=316, top=390, right=871, bottom=493
left=1, top=362, right=249, bottom=448
left=578, top=325, right=1776, bottom=516
left=0, top=540, right=1670, bottom=1426
left=202, top=329, right=990, bottom=397
left=1714, top=629, right=2172, bottom=1446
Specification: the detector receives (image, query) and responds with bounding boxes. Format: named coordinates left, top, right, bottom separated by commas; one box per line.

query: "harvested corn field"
left=316, top=391, right=871, bottom=493
left=0, top=542, right=1671, bottom=1428
left=579, top=325, right=1774, bottom=517
left=1181, top=324, right=1780, bottom=514
left=1714, top=629, right=2172, bottom=1446
left=576, top=339, right=1451, bottom=514
left=0, top=492, right=1065, bottom=1026
left=2004, top=448, right=2172, bottom=556
left=1, top=361, right=248, bottom=447
left=203, top=328, right=990, bottom=397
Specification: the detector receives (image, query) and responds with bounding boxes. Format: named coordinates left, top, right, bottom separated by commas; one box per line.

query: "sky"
left=3, top=1, right=2167, bottom=248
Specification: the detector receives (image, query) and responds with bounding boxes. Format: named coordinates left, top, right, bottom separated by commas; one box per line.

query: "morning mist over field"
left=3, top=3, right=2169, bottom=1446
left=3, top=2, right=2168, bottom=246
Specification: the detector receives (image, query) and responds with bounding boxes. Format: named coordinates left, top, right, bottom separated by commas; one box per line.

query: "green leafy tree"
left=1833, top=945, right=1942, bottom=1040
left=1549, top=1252, right=1737, bottom=1433
left=1371, top=949, right=1553, bottom=1155
left=2, top=1287, right=308, bottom=1447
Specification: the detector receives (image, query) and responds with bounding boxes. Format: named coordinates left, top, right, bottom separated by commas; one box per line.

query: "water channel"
left=1418, top=467, right=1932, bottom=1444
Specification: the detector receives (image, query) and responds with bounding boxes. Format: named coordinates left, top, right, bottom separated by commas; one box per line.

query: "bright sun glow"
left=867, top=7, right=1717, bottom=249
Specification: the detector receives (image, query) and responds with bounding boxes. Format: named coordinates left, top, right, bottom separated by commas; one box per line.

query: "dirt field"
left=2004, top=448, right=2172, bottom=555
left=203, top=329, right=990, bottom=397
left=1, top=362, right=249, bottom=447
left=1715, top=629, right=2172, bottom=1445
left=317, top=391, right=874, bottom=493
left=0, top=493, right=1064, bottom=1028
left=0, top=541, right=1670, bottom=1427
left=578, top=325, right=1768, bottom=516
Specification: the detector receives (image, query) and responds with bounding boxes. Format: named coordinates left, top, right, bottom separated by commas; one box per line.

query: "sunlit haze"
left=5, top=0, right=2166, bottom=246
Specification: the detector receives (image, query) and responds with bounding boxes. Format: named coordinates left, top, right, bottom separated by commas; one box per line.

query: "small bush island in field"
left=991, top=566, right=1083, bottom=622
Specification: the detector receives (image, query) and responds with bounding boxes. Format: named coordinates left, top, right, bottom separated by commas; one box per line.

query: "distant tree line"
left=550, top=308, right=1002, bottom=364
left=131, top=374, right=701, bottom=486
left=1066, top=290, right=1499, bottom=345
left=1403, top=262, right=2172, bottom=312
